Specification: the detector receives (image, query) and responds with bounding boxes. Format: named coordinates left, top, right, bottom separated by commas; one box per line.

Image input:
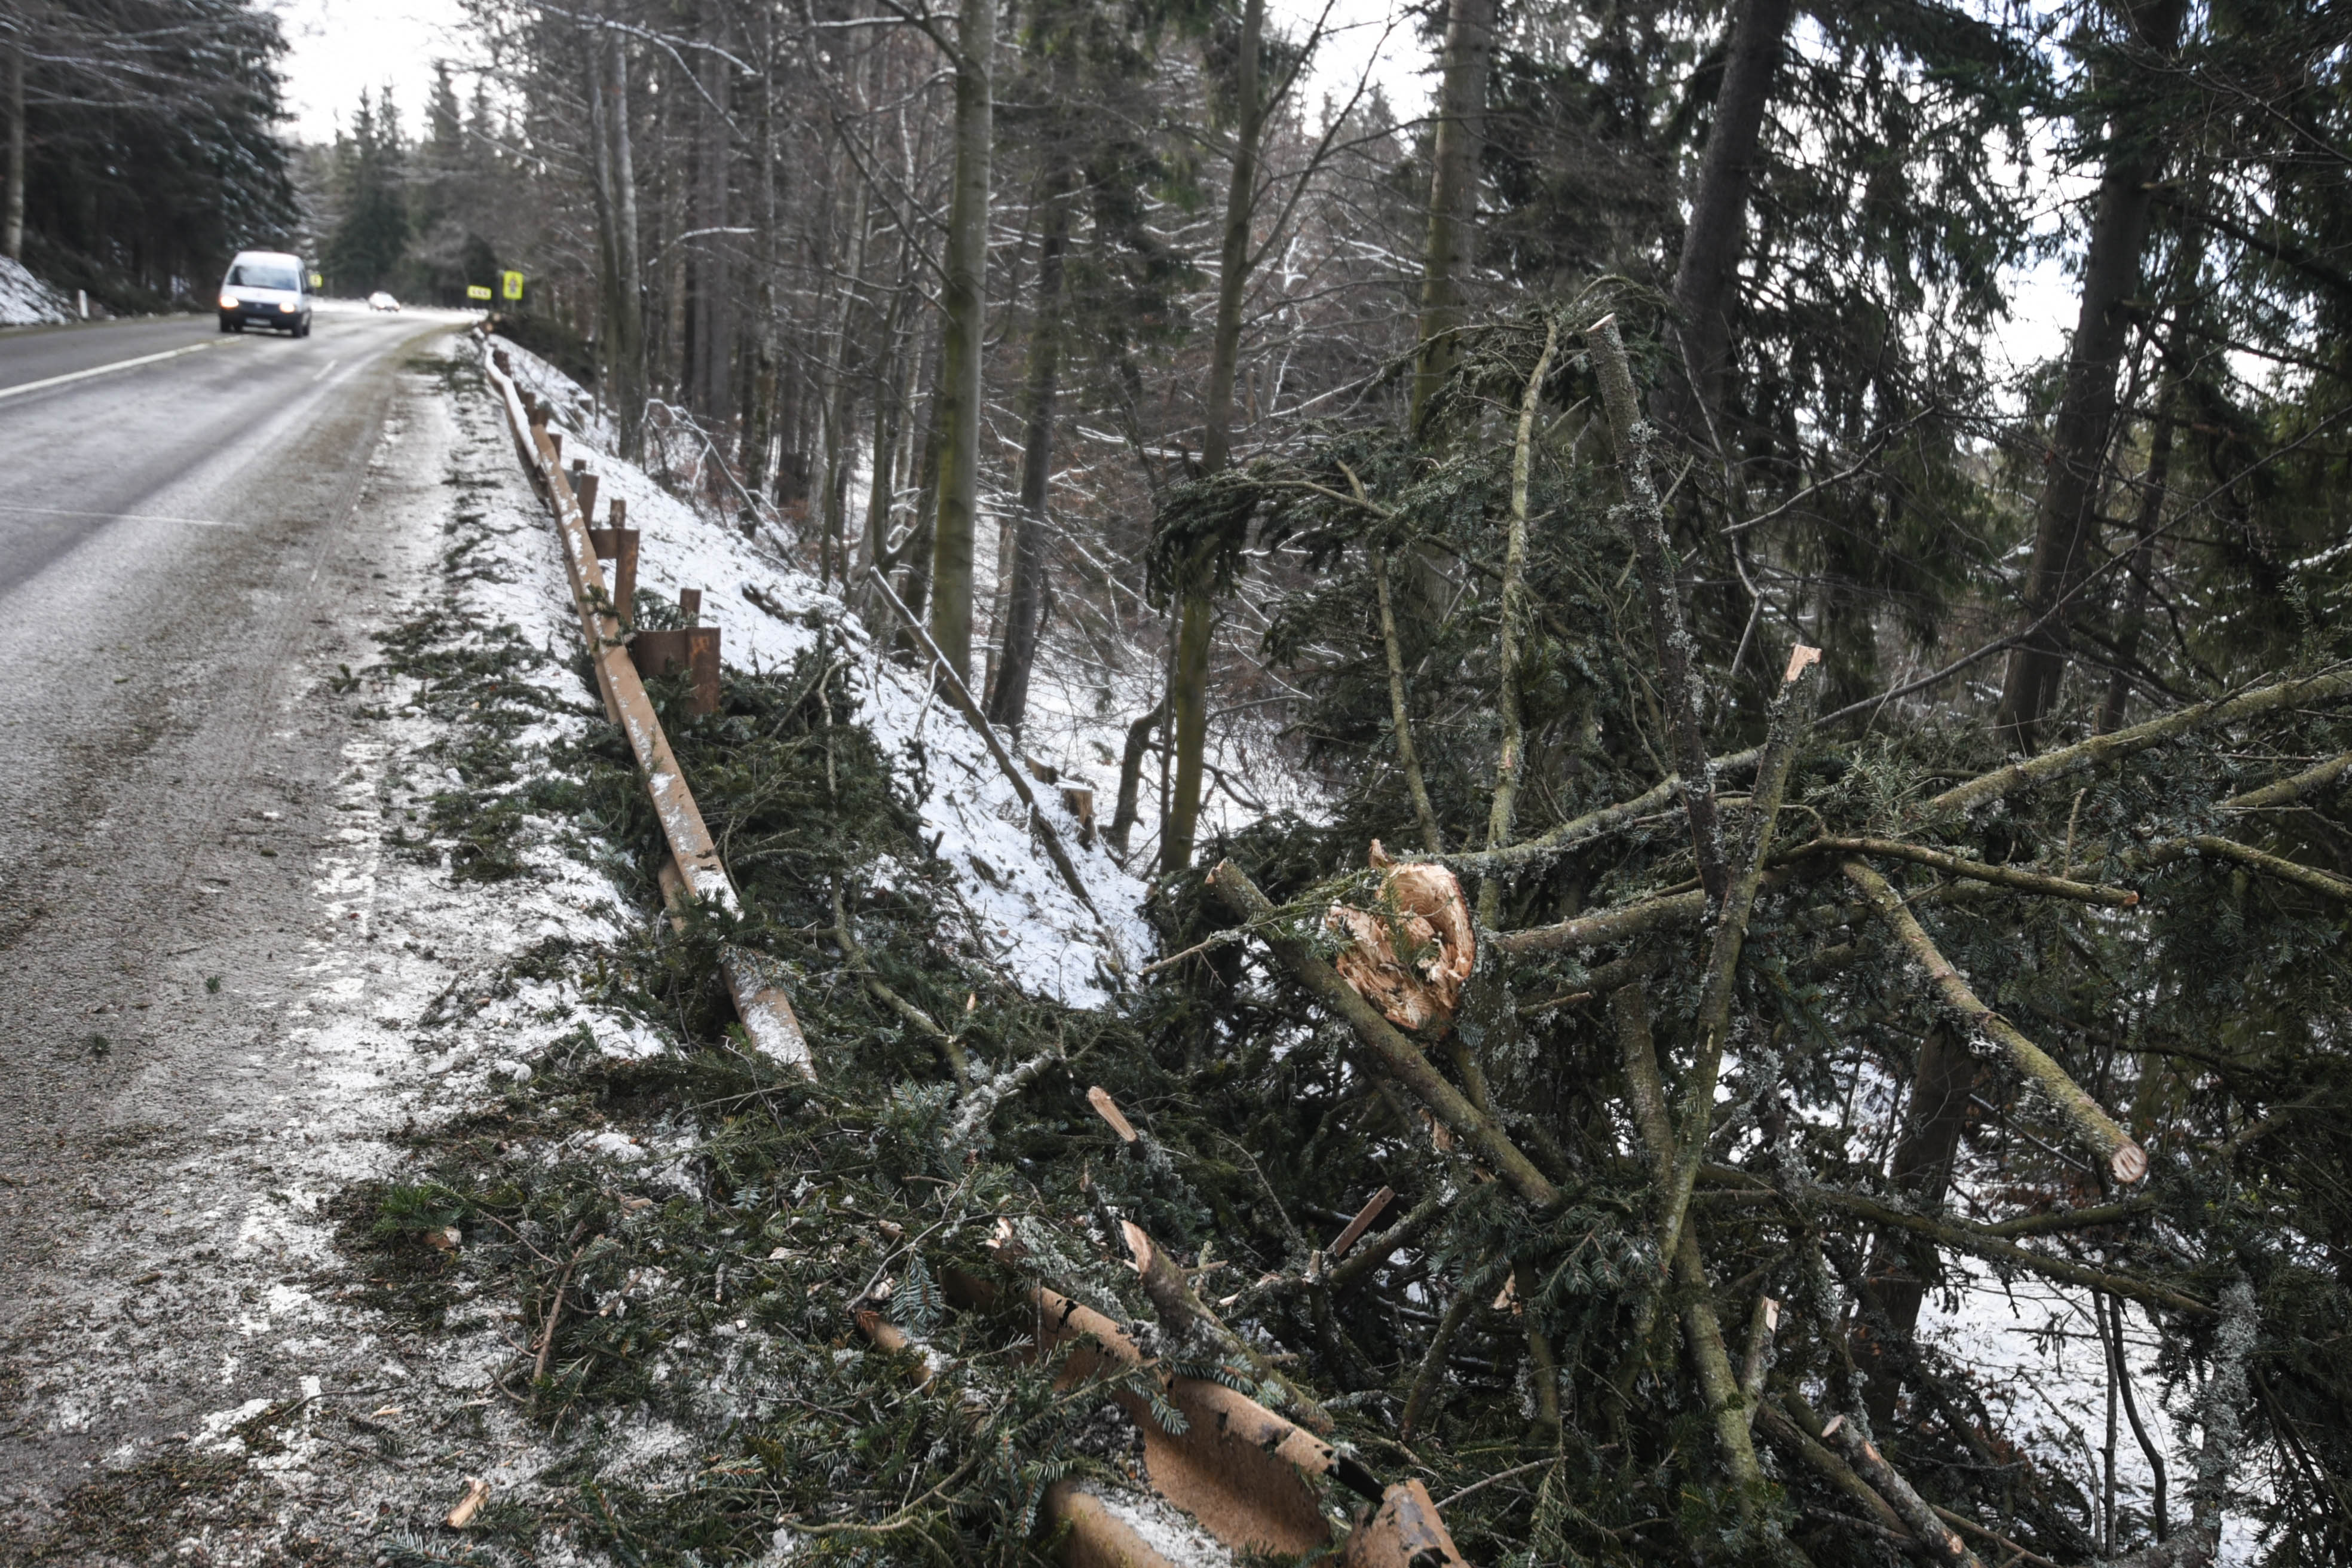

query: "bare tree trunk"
left=1479, top=316, right=1558, bottom=923
left=1654, top=0, right=1794, bottom=444
left=1163, top=0, right=1262, bottom=875
left=607, top=35, right=646, bottom=460
left=902, top=324, right=948, bottom=623
left=586, top=19, right=648, bottom=468
left=927, top=0, right=995, bottom=682
left=1407, top=0, right=1493, bottom=429
left=820, top=186, right=872, bottom=587
left=1996, top=0, right=2189, bottom=748
left=2099, top=383, right=2177, bottom=734
left=987, top=155, right=1074, bottom=735
left=855, top=238, right=916, bottom=618
left=3, top=38, right=24, bottom=263
left=1858, top=1024, right=1977, bottom=1425
left=1108, top=697, right=1166, bottom=863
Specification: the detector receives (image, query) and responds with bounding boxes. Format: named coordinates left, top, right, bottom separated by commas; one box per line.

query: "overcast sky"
left=274, top=0, right=478, bottom=143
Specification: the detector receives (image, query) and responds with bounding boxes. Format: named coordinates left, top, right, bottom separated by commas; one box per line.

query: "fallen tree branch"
left=1372, top=546, right=1445, bottom=856
left=832, top=883, right=968, bottom=1089
left=1808, top=1189, right=2207, bottom=1316
left=1820, top=1414, right=1984, bottom=1568
left=1208, top=860, right=1559, bottom=1206
left=1928, top=664, right=2352, bottom=817
left=865, top=566, right=1106, bottom=929
left=1489, top=888, right=1709, bottom=956
left=2223, top=748, right=2352, bottom=810
left=1786, top=837, right=2140, bottom=906
left=1653, top=646, right=1819, bottom=1276
left=2151, top=835, right=2352, bottom=903
left=1479, top=315, right=1562, bottom=918
left=1754, top=1400, right=1908, bottom=1535
left=1587, top=311, right=1731, bottom=903
left=1842, top=859, right=2149, bottom=1184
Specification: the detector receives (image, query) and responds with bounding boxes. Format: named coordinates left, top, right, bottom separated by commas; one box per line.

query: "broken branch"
left=1843, top=858, right=2149, bottom=1184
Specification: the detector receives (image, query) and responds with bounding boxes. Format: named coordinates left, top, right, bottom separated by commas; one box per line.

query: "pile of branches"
left=373, top=325, right=2348, bottom=1566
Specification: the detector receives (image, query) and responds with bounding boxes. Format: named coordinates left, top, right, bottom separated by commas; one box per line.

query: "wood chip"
left=1086, top=1085, right=1140, bottom=1144
left=446, top=1477, right=490, bottom=1529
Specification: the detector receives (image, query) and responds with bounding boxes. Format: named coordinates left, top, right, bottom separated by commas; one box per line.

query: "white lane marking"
left=311, top=356, right=342, bottom=384
left=0, top=502, right=235, bottom=528
left=0, top=338, right=224, bottom=402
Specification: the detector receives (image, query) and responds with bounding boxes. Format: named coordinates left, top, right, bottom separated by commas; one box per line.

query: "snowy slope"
left=0, top=258, right=72, bottom=325
left=486, top=333, right=1153, bottom=1006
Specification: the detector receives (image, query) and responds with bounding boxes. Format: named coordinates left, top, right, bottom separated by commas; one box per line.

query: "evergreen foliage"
left=5, top=0, right=299, bottom=307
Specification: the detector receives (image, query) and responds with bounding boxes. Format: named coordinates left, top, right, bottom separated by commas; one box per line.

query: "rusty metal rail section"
left=479, top=338, right=811, bottom=1075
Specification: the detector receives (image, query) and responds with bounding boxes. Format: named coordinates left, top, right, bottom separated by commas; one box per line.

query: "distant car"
left=217, top=250, right=313, bottom=336
left=368, top=292, right=401, bottom=312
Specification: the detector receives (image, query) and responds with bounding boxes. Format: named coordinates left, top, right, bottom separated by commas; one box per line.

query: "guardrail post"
left=587, top=501, right=638, bottom=620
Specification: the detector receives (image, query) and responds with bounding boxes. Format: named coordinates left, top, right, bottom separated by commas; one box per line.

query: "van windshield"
left=226, top=262, right=299, bottom=292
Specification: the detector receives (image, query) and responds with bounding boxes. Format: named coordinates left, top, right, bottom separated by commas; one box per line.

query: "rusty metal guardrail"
left=479, top=336, right=810, bottom=1075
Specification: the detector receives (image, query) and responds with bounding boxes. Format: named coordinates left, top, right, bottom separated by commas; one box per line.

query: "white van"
left=217, top=250, right=314, bottom=336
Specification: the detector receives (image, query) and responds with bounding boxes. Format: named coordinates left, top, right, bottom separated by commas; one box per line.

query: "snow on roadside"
left=486, top=333, right=1153, bottom=1004
left=0, top=257, right=73, bottom=325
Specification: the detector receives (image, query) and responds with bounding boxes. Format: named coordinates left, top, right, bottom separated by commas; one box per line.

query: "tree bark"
left=598, top=30, right=646, bottom=460
left=926, top=0, right=996, bottom=682
left=1373, top=549, right=1444, bottom=854
left=1407, top=0, right=1494, bottom=428
left=986, top=155, right=1074, bottom=734
left=1107, top=697, right=1167, bottom=863
left=1162, top=0, right=1263, bottom=874
left=1995, top=0, right=2190, bottom=747
left=1478, top=316, right=1559, bottom=920
left=2097, top=389, right=2175, bottom=736
left=901, top=324, right=948, bottom=624
left=1654, top=0, right=1794, bottom=443
left=1858, top=1024, right=1976, bottom=1425
left=4, top=38, right=25, bottom=263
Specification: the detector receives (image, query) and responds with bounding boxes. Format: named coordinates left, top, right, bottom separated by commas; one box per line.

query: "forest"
left=0, top=0, right=298, bottom=307
left=13, top=0, right=2352, bottom=1559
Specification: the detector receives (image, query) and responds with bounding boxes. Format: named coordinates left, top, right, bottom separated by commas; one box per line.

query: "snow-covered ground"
left=0, top=257, right=74, bottom=325
left=492, top=334, right=1153, bottom=1004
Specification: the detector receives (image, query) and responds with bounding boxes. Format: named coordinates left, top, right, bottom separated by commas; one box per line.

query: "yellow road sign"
left=308, top=272, right=323, bottom=289
left=500, top=270, right=525, bottom=302
left=466, top=284, right=493, bottom=301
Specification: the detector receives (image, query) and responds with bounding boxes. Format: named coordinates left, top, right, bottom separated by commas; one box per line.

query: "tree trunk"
left=687, top=29, right=733, bottom=424
left=601, top=32, right=646, bottom=460
left=1407, top=0, right=1494, bottom=429
left=926, top=0, right=996, bottom=682
left=1163, top=0, right=1262, bottom=875
left=1108, top=697, right=1166, bottom=863
left=902, top=324, right=949, bottom=624
left=1858, top=1024, right=1977, bottom=1426
left=1996, top=0, right=2190, bottom=748
left=986, top=155, right=1074, bottom=735
left=855, top=244, right=915, bottom=620
left=1654, top=0, right=1795, bottom=444
left=4, top=39, right=24, bottom=263
left=819, top=188, right=872, bottom=587
left=2098, top=382, right=2177, bottom=734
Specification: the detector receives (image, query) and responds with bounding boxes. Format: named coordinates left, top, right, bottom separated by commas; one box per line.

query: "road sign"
left=308, top=272, right=323, bottom=289
left=500, top=270, right=525, bottom=302
left=466, top=284, right=493, bottom=302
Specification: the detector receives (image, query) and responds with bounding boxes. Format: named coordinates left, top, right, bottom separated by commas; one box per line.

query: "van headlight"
left=280, top=301, right=296, bottom=313
left=219, top=292, right=240, bottom=310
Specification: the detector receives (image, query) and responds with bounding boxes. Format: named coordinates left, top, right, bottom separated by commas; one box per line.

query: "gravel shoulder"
left=0, top=335, right=654, bottom=1566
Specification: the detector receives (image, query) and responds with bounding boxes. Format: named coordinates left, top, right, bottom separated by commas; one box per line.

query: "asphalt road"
left=0, top=305, right=460, bottom=1535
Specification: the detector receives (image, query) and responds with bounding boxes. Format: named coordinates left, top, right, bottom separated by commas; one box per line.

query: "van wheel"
left=218, top=317, right=232, bottom=333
